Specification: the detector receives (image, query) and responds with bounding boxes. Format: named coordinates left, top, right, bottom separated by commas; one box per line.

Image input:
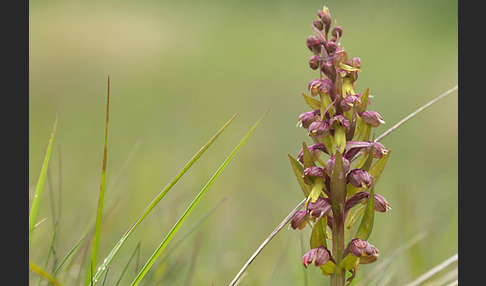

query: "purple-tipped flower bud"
left=303, top=166, right=325, bottom=185
left=359, top=111, right=384, bottom=127
left=329, top=115, right=350, bottom=131
left=291, top=210, right=308, bottom=230
left=340, top=94, right=361, bottom=111
left=368, top=142, right=387, bottom=158
left=332, top=26, right=343, bottom=38
left=306, top=197, right=331, bottom=219
left=306, top=35, right=322, bottom=54
left=326, top=155, right=350, bottom=174
left=346, top=57, right=362, bottom=69
left=347, top=169, right=373, bottom=188
left=298, top=143, right=328, bottom=164
left=313, top=20, right=324, bottom=31
left=308, top=79, right=322, bottom=96
left=309, top=55, right=320, bottom=70
left=325, top=41, right=338, bottom=55
left=318, top=78, right=334, bottom=95
left=302, top=246, right=332, bottom=268
left=346, top=238, right=379, bottom=264
left=318, top=7, right=332, bottom=34
left=308, top=120, right=330, bottom=137
left=374, top=193, right=391, bottom=212
left=298, top=110, right=319, bottom=129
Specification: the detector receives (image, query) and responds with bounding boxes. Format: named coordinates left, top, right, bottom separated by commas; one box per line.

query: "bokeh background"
left=29, top=0, right=458, bottom=285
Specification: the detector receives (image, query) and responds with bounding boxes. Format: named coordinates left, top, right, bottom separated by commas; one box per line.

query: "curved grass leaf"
left=91, top=76, right=111, bottom=274
left=47, top=238, right=85, bottom=286
left=29, top=260, right=63, bottom=286
left=90, top=113, right=238, bottom=285
left=29, top=108, right=60, bottom=246
left=130, top=110, right=268, bottom=285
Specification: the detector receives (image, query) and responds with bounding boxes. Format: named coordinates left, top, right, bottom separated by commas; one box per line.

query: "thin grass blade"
left=29, top=260, right=64, bottom=286
left=91, top=76, right=111, bottom=272
left=115, top=241, right=141, bottom=286
left=29, top=108, right=60, bottom=246
left=131, top=110, right=269, bottom=285
left=90, top=113, right=237, bottom=284
left=375, top=85, right=457, bottom=142
left=47, top=238, right=85, bottom=286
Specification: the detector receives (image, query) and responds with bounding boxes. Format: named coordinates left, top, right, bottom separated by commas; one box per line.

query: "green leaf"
left=29, top=260, right=63, bottom=286
left=346, top=204, right=366, bottom=230
left=287, top=153, right=312, bottom=197
left=310, top=217, right=327, bottom=248
left=301, top=141, right=316, bottom=168
left=360, top=143, right=375, bottom=171
left=354, top=185, right=375, bottom=240
left=130, top=110, right=268, bottom=286
left=90, top=113, right=238, bottom=285
left=29, top=108, right=60, bottom=246
left=368, top=150, right=392, bottom=186
left=302, top=92, right=321, bottom=110
left=357, top=87, right=369, bottom=113
left=91, top=76, right=111, bottom=271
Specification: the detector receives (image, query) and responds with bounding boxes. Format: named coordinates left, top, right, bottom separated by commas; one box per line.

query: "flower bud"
left=368, top=142, right=387, bottom=158
left=308, top=120, right=330, bottom=137
left=347, top=169, right=373, bottom=188
left=359, top=111, right=385, bottom=127
left=374, top=193, right=391, bottom=212
left=313, top=19, right=324, bottom=31
left=346, top=238, right=378, bottom=261
left=346, top=57, right=361, bottom=70
left=298, top=110, right=319, bottom=129
left=325, top=41, right=338, bottom=55
left=309, top=55, right=320, bottom=70
left=326, top=154, right=350, bottom=174
left=298, top=143, right=328, bottom=164
left=291, top=210, right=308, bottom=230
left=302, top=246, right=332, bottom=268
left=340, top=94, right=360, bottom=111
left=306, top=35, right=322, bottom=54
left=303, top=166, right=325, bottom=185
left=318, top=7, right=332, bottom=34
left=308, top=79, right=322, bottom=96
left=329, top=115, right=350, bottom=131
left=332, top=26, right=343, bottom=38
left=318, top=78, right=334, bottom=95
left=306, top=197, right=331, bottom=219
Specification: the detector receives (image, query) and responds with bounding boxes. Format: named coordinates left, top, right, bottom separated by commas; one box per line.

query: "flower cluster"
left=288, top=6, right=391, bottom=284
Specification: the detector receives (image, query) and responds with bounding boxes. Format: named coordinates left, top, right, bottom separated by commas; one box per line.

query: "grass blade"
left=375, top=85, right=457, bottom=142
left=47, top=238, right=85, bottom=286
left=29, top=107, right=60, bottom=246
left=131, top=110, right=269, bottom=285
left=91, top=76, right=111, bottom=273
left=228, top=198, right=306, bottom=286
left=29, top=260, right=63, bottom=286
left=405, top=253, right=458, bottom=286
left=90, top=113, right=238, bottom=284
left=115, top=241, right=141, bottom=286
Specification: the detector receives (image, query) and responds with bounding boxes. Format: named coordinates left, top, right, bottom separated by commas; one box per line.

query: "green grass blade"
left=131, top=110, right=269, bottom=285
left=91, top=76, right=111, bottom=273
left=375, top=85, right=457, bottom=142
left=29, top=260, right=64, bottom=286
left=115, top=241, right=141, bottom=286
left=90, top=113, right=238, bottom=285
left=29, top=108, right=60, bottom=246
left=47, top=238, right=85, bottom=285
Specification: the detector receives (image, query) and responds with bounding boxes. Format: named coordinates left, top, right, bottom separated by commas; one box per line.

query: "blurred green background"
left=29, top=0, right=457, bottom=285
